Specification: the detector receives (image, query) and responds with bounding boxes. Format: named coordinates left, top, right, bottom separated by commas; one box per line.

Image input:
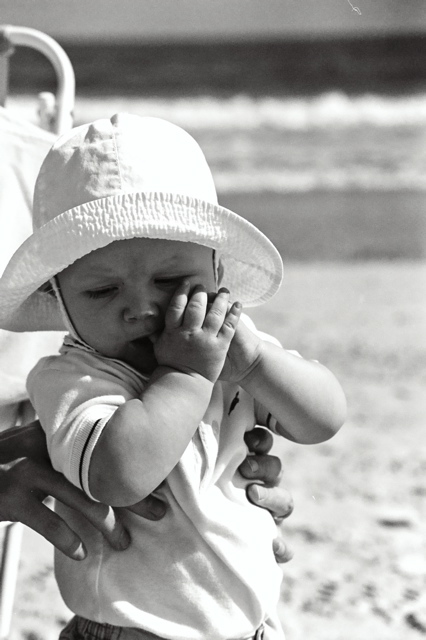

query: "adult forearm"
left=0, top=422, right=49, bottom=463
left=89, top=366, right=213, bottom=505
left=240, top=342, right=347, bottom=444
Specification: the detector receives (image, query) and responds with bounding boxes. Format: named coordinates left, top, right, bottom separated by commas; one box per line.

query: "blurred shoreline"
left=8, top=91, right=426, bottom=201
left=5, top=34, right=426, bottom=262
left=8, top=34, right=426, bottom=97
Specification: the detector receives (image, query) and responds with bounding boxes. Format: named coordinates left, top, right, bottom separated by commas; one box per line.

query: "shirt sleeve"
left=27, top=352, right=139, bottom=499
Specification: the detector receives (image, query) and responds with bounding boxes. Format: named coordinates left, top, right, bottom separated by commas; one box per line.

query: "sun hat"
left=0, top=113, right=283, bottom=332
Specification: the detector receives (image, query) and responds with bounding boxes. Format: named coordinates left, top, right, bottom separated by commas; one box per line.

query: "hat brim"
left=0, top=192, right=283, bottom=332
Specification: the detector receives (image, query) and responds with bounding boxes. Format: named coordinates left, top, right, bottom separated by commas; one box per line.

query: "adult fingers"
left=164, top=280, right=190, bottom=329
left=244, top=427, right=274, bottom=455
left=239, top=453, right=283, bottom=487
left=16, top=498, right=87, bottom=561
left=0, top=421, right=48, bottom=464
left=273, top=534, right=294, bottom=564
left=245, top=483, right=294, bottom=521
left=125, top=494, right=168, bottom=520
left=182, top=285, right=208, bottom=329
left=35, top=465, right=130, bottom=552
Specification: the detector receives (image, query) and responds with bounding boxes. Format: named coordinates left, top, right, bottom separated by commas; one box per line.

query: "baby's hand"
left=220, top=311, right=263, bottom=383
left=153, top=282, right=241, bottom=382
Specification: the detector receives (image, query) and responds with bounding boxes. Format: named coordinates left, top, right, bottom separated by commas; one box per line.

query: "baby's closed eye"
left=86, top=286, right=118, bottom=299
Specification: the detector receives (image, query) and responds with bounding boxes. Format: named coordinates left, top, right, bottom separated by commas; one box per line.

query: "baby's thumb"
left=148, top=331, right=161, bottom=345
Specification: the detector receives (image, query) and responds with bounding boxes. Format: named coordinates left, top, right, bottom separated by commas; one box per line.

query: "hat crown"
left=0, top=112, right=283, bottom=332
left=33, top=114, right=218, bottom=229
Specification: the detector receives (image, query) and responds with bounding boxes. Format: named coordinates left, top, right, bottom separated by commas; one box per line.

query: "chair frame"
left=0, top=24, right=75, bottom=638
left=0, top=24, right=75, bottom=134
left=0, top=522, right=24, bottom=640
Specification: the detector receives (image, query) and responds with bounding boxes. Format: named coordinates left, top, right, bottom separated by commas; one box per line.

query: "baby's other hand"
left=219, top=311, right=262, bottom=383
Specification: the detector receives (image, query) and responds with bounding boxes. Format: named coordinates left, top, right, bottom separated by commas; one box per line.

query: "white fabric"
left=0, top=108, right=64, bottom=428
left=0, top=107, right=54, bottom=274
left=0, top=114, right=283, bottom=332
left=27, top=320, right=286, bottom=640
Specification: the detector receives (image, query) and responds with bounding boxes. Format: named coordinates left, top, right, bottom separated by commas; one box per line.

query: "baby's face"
left=57, top=238, right=217, bottom=374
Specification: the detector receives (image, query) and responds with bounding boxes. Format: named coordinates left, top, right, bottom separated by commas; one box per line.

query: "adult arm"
left=0, top=422, right=292, bottom=562
left=0, top=422, right=164, bottom=560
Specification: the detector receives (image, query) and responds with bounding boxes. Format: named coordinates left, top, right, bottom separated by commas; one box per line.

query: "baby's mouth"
left=131, top=324, right=164, bottom=348
left=127, top=336, right=158, bottom=374
left=131, top=336, right=151, bottom=346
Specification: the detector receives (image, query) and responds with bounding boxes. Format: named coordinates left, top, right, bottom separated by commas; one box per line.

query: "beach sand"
left=6, top=259, right=425, bottom=640
left=222, top=190, right=426, bottom=261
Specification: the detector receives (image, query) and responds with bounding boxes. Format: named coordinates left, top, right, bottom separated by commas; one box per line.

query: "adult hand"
left=239, top=427, right=294, bottom=563
left=0, top=422, right=165, bottom=560
left=0, top=422, right=293, bottom=563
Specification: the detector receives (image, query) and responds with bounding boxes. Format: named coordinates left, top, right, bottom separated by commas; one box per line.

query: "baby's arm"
left=90, top=284, right=240, bottom=506
left=223, top=316, right=347, bottom=445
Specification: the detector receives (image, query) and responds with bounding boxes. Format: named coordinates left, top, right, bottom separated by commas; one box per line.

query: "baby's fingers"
left=182, top=285, right=208, bottom=329
left=219, top=301, right=242, bottom=339
left=164, top=280, right=190, bottom=329
left=203, top=288, right=231, bottom=333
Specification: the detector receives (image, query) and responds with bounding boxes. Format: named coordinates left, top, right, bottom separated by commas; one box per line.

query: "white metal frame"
left=0, top=522, right=24, bottom=640
left=0, top=25, right=75, bottom=639
left=0, top=24, right=75, bottom=134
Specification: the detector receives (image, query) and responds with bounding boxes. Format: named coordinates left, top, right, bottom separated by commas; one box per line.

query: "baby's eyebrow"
left=82, top=260, right=121, bottom=276
left=77, top=270, right=117, bottom=286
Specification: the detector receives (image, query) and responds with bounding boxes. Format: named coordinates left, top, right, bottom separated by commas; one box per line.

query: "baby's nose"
left=123, top=298, right=158, bottom=324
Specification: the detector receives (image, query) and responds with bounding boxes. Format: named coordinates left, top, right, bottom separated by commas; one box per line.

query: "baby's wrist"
left=154, top=363, right=216, bottom=386
left=234, top=344, right=265, bottom=387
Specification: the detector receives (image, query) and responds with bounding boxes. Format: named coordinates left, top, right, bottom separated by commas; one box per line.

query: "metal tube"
left=0, top=523, right=24, bottom=640
left=0, top=30, right=14, bottom=108
left=0, top=25, right=75, bottom=133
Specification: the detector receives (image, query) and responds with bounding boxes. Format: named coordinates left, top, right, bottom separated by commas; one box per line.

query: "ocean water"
left=6, top=37, right=426, bottom=200
left=9, top=91, right=426, bottom=195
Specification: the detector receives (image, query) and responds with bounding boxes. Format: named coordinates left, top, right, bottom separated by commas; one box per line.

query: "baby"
left=0, top=114, right=346, bottom=640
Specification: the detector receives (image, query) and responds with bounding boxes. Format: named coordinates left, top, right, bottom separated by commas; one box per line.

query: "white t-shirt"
left=28, top=319, right=286, bottom=640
